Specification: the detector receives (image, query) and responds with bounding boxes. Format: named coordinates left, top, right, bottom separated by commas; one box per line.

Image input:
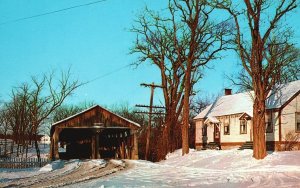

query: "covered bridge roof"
left=50, top=105, right=140, bottom=136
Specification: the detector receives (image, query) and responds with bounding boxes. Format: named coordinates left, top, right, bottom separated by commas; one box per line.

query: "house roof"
left=194, top=91, right=254, bottom=120
left=266, top=80, right=300, bottom=109
left=52, top=105, right=141, bottom=127
left=204, top=116, right=220, bottom=124
left=194, top=80, right=300, bottom=120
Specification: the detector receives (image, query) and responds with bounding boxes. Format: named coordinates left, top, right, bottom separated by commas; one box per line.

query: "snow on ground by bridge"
left=0, top=159, right=80, bottom=183
left=73, top=149, right=300, bottom=188
left=1, top=148, right=300, bottom=187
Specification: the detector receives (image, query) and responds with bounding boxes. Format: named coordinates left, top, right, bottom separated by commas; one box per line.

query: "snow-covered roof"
left=52, top=105, right=141, bottom=128
left=266, top=80, right=300, bottom=109
left=194, top=80, right=300, bottom=120
left=194, top=92, right=254, bottom=120
left=204, top=116, right=220, bottom=124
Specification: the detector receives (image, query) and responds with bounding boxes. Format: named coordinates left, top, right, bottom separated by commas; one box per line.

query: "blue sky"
left=0, top=0, right=299, bottom=108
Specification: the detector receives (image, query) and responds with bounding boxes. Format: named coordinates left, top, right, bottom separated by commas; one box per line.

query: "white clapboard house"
left=194, top=80, right=300, bottom=150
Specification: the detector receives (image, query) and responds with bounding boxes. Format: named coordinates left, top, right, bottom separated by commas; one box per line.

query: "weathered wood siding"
left=52, top=106, right=138, bottom=132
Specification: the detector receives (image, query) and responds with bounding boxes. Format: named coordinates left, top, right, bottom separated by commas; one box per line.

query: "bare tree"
left=227, top=47, right=300, bottom=92
left=0, top=107, right=12, bottom=156
left=132, top=0, right=231, bottom=156
left=131, top=6, right=186, bottom=158
left=4, top=69, right=81, bottom=162
left=5, top=84, right=32, bottom=157
left=215, top=0, right=298, bottom=159
left=27, top=69, right=81, bottom=163
left=190, top=93, right=220, bottom=117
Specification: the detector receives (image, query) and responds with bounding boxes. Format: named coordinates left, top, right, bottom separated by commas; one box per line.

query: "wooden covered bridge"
left=49, top=105, right=140, bottom=160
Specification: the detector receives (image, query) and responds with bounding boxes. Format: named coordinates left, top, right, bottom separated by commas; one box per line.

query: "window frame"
left=296, top=112, right=300, bottom=133
left=240, top=119, right=247, bottom=134
left=265, top=122, right=273, bottom=133
left=202, top=124, right=208, bottom=136
left=265, top=112, right=273, bottom=133
left=224, top=123, right=230, bottom=135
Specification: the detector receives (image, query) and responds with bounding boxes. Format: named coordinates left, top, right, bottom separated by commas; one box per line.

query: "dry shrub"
left=282, top=131, right=300, bottom=151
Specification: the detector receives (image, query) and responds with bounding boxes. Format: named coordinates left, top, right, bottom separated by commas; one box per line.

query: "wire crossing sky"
left=0, top=0, right=299, bottom=107
left=0, top=0, right=107, bottom=26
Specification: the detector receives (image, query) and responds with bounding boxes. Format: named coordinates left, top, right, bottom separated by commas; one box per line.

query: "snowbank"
left=39, top=160, right=65, bottom=172
left=0, top=159, right=80, bottom=183
left=73, top=149, right=300, bottom=187
left=2, top=149, right=300, bottom=187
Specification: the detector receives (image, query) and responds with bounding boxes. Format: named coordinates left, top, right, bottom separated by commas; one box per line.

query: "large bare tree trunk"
left=252, top=98, right=267, bottom=159
left=182, top=68, right=191, bottom=155
left=145, top=125, right=151, bottom=160
left=162, top=116, right=170, bottom=158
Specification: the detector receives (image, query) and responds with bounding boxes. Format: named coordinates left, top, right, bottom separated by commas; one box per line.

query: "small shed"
left=49, top=105, right=140, bottom=160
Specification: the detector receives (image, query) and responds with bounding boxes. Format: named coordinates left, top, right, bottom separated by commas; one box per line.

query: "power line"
left=87, top=64, right=132, bottom=84
left=135, top=104, right=165, bottom=109
left=0, top=0, right=107, bottom=26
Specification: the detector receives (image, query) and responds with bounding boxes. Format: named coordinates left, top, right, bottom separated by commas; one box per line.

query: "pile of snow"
left=73, top=149, right=300, bottom=187
left=89, top=159, right=107, bottom=168
left=110, top=159, right=126, bottom=167
left=39, top=160, right=65, bottom=172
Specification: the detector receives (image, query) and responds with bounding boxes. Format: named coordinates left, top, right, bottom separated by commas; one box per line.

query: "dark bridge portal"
left=58, top=127, right=132, bottom=159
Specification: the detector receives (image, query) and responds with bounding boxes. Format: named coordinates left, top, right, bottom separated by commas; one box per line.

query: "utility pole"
left=135, top=82, right=164, bottom=160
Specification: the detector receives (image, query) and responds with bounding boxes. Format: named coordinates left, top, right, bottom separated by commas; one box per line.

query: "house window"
left=224, top=116, right=230, bottom=135
left=266, top=122, right=273, bottom=133
left=265, top=112, right=273, bottom=133
left=296, top=113, right=300, bottom=132
left=224, top=123, right=230, bottom=135
left=202, top=125, right=207, bottom=136
left=240, top=119, right=247, bottom=134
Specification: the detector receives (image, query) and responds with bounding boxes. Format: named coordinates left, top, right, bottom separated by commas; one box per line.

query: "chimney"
left=224, top=88, right=232, bottom=95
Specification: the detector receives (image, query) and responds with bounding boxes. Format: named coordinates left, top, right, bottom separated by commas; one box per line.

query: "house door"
left=214, top=124, right=220, bottom=143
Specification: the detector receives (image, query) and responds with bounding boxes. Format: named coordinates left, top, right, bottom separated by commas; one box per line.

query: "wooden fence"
left=0, top=158, right=50, bottom=169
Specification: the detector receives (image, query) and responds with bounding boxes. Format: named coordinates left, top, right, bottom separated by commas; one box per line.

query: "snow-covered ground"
left=72, top=149, right=300, bottom=188
left=1, top=148, right=300, bottom=187
left=0, top=159, right=80, bottom=182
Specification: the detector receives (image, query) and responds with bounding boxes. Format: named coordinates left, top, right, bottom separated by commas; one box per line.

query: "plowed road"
left=0, top=160, right=126, bottom=188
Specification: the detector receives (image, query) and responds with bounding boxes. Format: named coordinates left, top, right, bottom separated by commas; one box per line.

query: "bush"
left=282, top=131, right=300, bottom=151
